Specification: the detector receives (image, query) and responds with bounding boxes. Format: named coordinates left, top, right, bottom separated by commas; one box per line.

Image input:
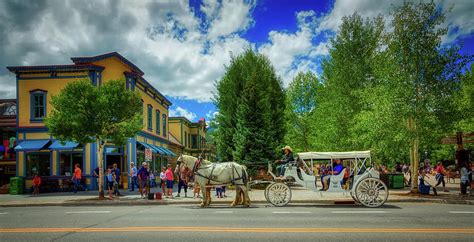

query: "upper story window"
left=147, top=105, right=153, bottom=131
left=162, top=114, right=167, bottom=137
left=30, top=89, right=47, bottom=122
left=141, top=100, right=144, bottom=128
left=155, top=110, right=160, bottom=135
left=184, top=131, right=187, bottom=147
left=191, top=134, right=197, bottom=149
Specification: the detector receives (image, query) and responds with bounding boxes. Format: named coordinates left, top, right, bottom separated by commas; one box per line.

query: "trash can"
left=389, top=173, right=404, bottom=189
left=380, top=173, right=389, bottom=187
left=9, top=177, right=24, bottom=195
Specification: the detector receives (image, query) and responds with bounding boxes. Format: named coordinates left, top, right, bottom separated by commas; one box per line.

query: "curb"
left=1, top=198, right=473, bottom=207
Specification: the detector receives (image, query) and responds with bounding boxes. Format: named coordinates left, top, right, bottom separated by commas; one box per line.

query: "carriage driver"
left=274, top=146, right=295, bottom=177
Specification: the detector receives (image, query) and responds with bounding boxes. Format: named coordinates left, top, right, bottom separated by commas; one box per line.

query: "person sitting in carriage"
left=274, top=146, right=294, bottom=177
left=320, top=159, right=344, bottom=191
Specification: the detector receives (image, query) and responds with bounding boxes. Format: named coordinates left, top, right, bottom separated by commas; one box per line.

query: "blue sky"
left=0, top=0, right=473, bottom=122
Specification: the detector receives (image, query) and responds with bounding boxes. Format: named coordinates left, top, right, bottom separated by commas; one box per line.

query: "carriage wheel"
left=355, top=178, right=388, bottom=208
left=350, top=191, right=359, bottom=204
left=264, top=183, right=273, bottom=203
left=267, top=183, right=292, bottom=207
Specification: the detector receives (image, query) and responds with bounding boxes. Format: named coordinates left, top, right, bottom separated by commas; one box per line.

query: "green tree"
left=285, top=71, right=319, bottom=152
left=354, top=2, right=471, bottom=191
left=45, top=79, right=142, bottom=198
left=313, top=13, right=385, bottom=151
left=455, top=65, right=474, bottom=133
left=215, top=49, right=285, bottom=172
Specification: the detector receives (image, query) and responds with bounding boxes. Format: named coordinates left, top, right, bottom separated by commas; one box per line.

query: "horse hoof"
left=200, top=203, right=205, bottom=208
left=230, top=202, right=236, bottom=207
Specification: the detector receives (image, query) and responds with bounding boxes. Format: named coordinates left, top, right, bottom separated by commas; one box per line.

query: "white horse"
left=177, top=155, right=251, bottom=207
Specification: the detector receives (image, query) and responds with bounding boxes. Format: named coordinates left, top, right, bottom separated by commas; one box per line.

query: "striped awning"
left=14, top=140, right=50, bottom=151
left=49, top=140, right=80, bottom=150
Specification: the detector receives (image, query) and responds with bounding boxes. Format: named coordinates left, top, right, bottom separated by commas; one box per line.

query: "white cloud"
left=207, top=0, right=255, bottom=39
left=258, top=10, right=323, bottom=86
left=169, top=106, right=197, bottom=121
left=0, top=0, right=255, bottom=102
left=317, top=0, right=474, bottom=45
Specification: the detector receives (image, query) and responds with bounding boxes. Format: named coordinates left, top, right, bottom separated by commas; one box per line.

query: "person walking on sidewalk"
left=106, top=169, right=114, bottom=199
left=129, top=162, right=139, bottom=192
left=137, top=162, right=150, bottom=199
left=160, top=167, right=166, bottom=194
left=459, top=162, right=471, bottom=196
left=165, top=164, right=174, bottom=198
left=32, top=174, right=41, bottom=195
left=175, top=163, right=190, bottom=197
left=434, top=161, right=448, bottom=192
left=112, top=163, right=121, bottom=196
left=93, top=166, right=101, bottom=188
left=150, top=171, right=156, bottom=188
left=72, top=164, right=84, bottom=193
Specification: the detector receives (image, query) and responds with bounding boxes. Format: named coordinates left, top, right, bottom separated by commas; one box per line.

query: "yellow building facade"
left=7, top=52, right=176, bottom=191
left=169, top=117, right=215, bottom=161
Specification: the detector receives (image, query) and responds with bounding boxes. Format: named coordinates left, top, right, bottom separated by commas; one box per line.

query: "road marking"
left=331, top=211, right=387, bottom=214
left=215, top=211, right=233, bottom=214
left=449, top=211, right=474, bottom=214
left=0, top=227, right=473, bottom=234
left=0, top=212, right=8, bottom=215
left=272, top=211, right=310, bottom=214
left=65, top=211, right=111, bottom=214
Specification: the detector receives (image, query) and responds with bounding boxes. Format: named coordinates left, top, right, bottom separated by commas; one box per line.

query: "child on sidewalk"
left=106, top=169, right=114, bottom=199
left=216, top=185, right=223, bottom=198
left=193, top=181, right=201, bottom=199
left=32, top=174, right=41, bottom=195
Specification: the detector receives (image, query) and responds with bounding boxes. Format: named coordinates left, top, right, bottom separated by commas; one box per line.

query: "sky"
left=0, top=0, right=473, bottom=122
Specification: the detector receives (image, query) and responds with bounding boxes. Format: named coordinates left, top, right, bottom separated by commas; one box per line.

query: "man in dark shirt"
left=275, top=146, right=294, bottom=177
left=112, top=163, right=121, bottom=196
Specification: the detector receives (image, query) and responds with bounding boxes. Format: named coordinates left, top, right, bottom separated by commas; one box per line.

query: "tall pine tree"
left=215, top=49, right=285, bottom=172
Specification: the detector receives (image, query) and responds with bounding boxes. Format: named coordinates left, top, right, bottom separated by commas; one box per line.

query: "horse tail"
left=241, top=165, right=250, bottom=191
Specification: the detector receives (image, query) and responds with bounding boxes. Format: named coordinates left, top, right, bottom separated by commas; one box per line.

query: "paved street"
left=0, top=203, right=472, bottom=241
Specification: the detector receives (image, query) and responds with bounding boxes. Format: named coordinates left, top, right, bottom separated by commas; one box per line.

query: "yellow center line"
left=0, top=227, right=473, bottom=234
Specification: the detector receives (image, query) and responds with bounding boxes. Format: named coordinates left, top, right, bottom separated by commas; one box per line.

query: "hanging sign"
left=145, top=148, right=152, bottom=162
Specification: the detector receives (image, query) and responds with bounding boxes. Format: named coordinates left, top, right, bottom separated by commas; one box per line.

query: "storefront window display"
left=59, top=152, right=83, bottom=176
left=26, top=153, right=50, bottom=177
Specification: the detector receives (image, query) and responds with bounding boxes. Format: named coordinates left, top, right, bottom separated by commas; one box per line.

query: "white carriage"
left=261, top=151, right=389, bottom=208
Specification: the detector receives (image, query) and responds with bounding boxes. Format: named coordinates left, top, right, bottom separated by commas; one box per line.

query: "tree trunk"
left=97, top=138, right=105, bottom=199
left=408, top=117, right=419, bottom=193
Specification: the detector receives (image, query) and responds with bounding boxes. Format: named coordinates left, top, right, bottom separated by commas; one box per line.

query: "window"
left=188, top=133, right=191, bottom=148
left=147, top=105, right=153, bottom=131
left=141, top=100, right=144, bottom=127
left=162, top=114, right=167, bottom=137
left=155, top=110, right=160, bottom=134
left=30, top=90, right=47, bottom=121
left=191, top=135, right=198, bottom=149
left=26, top=153, right=50, bottom=177
left=184, top=131, right=187, bottom=147
left=59, top=153, right=83, bottom=176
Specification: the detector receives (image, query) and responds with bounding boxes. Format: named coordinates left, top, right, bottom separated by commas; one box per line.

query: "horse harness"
left=192, top=159, right=247, bottom=186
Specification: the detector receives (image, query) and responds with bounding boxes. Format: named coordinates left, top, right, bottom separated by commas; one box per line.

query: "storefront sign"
left=145, top=148, right=152, bottom=161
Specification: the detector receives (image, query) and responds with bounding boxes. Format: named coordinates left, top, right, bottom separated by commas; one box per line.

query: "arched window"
left=30, top=89, right=47, bottom=122
left=155, top=110, right=160, bottom=134
left=147, top=105, right=153, bottom=131
left=162, top=114, right=167, bottom=137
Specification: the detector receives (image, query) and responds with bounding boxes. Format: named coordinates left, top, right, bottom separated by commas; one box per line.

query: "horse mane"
left=181, top=154, right=212, bottom=165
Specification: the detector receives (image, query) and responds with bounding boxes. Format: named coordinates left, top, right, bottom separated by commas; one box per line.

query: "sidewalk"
left=1, top=183, right=472, bottom=207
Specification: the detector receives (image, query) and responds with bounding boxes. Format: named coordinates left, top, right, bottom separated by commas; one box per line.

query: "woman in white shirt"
left=459, top=162, right=471, bottom=195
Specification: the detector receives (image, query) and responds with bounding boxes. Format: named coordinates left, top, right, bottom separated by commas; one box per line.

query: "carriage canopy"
left=297, top=151, right=371, bottom=160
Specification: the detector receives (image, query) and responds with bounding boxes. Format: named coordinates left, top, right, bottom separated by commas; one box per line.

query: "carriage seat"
left=327, top=168, right=347, bottom=192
